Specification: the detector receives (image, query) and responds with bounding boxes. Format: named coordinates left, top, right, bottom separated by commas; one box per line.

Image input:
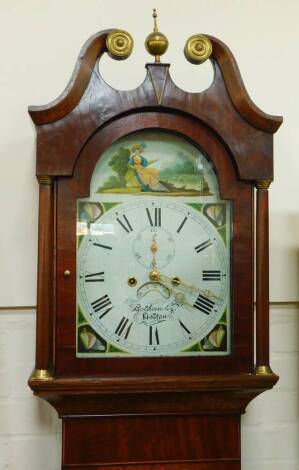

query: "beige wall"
left=0, top=0, right=298, bottom=468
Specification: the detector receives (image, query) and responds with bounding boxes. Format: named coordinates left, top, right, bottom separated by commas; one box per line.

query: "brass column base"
left=255, top=365, right=274, bottom=375
left=30, top=369, right=53, bottom=380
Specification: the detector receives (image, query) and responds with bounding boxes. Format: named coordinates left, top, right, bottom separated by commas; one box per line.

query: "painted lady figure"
left=125, top=143, right=168, bottom=192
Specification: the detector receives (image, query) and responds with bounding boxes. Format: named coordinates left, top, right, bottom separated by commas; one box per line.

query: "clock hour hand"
left=147, top=270, right=219, bottom=311
left=138, top=280, right=193, bottom=307
left=160, top=282, right=193, bottom=308
left=152, top=272, right=220, bottom=301
left=145, top=269, right=191, bottom=307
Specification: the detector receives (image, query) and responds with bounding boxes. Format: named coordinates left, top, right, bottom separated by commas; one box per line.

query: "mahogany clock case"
left=28, top=30, right=282, bottom=469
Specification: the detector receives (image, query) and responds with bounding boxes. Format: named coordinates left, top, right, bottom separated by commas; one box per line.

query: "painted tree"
left=108, top=147, right=130, bottom=186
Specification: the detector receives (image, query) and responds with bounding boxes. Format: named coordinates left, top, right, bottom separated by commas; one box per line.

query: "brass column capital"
left=37, top=175, right=54, bottom=185
left=255, top=180, right=272, bottom=190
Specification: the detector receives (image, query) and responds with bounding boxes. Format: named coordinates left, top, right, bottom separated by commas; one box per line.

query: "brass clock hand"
left=150, top=233, right=158, bottom=270
left=146, top=269, right=191, bottom=307
left=148, top=270, right=212, bottom=309
left=151, top=272, right=220, bottom=301
left=159, top=281, right=193, bottom=307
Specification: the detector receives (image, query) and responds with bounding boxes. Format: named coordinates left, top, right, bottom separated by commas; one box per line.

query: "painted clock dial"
left=76, top=131, right=232, bottom=357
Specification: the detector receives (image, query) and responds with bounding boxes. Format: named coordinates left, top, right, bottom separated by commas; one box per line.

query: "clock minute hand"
left=147, top=270, right=215, bottom=309
left=158, top=273, right=220, bottom=301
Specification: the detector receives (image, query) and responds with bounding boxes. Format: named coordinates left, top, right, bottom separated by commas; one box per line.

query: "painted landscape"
left=90, top=132, right=216, bottom=197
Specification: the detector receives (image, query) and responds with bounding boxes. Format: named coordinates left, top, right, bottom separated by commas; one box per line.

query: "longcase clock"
left=29, top=14, right=282, bottom=470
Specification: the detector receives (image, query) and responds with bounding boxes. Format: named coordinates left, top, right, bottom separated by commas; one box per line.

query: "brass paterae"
left=184, top=34, right=213, bottom=64
left=106, top=30, right=134, bottom=60
left=145, top=9, right=169, bottom=63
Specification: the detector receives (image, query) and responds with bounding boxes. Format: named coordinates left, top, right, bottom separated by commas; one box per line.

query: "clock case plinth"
left=28, top=30, right=282, bottom=469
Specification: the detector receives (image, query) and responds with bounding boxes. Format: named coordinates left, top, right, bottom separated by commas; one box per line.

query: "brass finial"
left=153, top=8, right=158, bottom=32
left=145, top=8, right=169, bottom=63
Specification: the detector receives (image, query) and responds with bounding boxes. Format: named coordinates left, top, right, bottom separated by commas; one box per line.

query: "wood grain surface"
left=62, top=415, right=240, bottom=466
left=28, top=29, right=282, bottom=469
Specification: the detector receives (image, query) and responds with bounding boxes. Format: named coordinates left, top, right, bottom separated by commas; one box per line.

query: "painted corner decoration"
left=77, top=131, right=231, bottom=358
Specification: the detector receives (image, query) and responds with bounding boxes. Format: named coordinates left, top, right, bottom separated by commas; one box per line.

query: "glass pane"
left=76, top=131, right=231, bottom=357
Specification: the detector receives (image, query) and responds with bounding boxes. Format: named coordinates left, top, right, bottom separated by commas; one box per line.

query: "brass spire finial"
left=145, top=8, right=169, bottom=63
left=153, top=8, right=158, bottom=32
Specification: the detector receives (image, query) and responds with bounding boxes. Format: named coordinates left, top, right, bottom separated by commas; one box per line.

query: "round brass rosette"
left=106, top=30, right=134, bottom=60
left=184, top=34, right=213, bottom=64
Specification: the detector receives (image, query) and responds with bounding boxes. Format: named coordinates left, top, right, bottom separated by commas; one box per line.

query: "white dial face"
left=77, top=199, right=230, bottom=356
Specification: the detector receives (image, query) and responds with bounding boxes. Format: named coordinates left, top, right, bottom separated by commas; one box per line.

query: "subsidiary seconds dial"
left=77, top=200, right=229, bottom=355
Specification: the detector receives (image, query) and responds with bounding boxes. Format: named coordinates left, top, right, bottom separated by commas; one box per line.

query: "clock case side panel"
left=55, top=111, right=254, bottom=378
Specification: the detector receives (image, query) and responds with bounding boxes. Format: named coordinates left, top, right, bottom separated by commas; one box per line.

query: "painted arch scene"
left=90, top=131, right=218, bottom=197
